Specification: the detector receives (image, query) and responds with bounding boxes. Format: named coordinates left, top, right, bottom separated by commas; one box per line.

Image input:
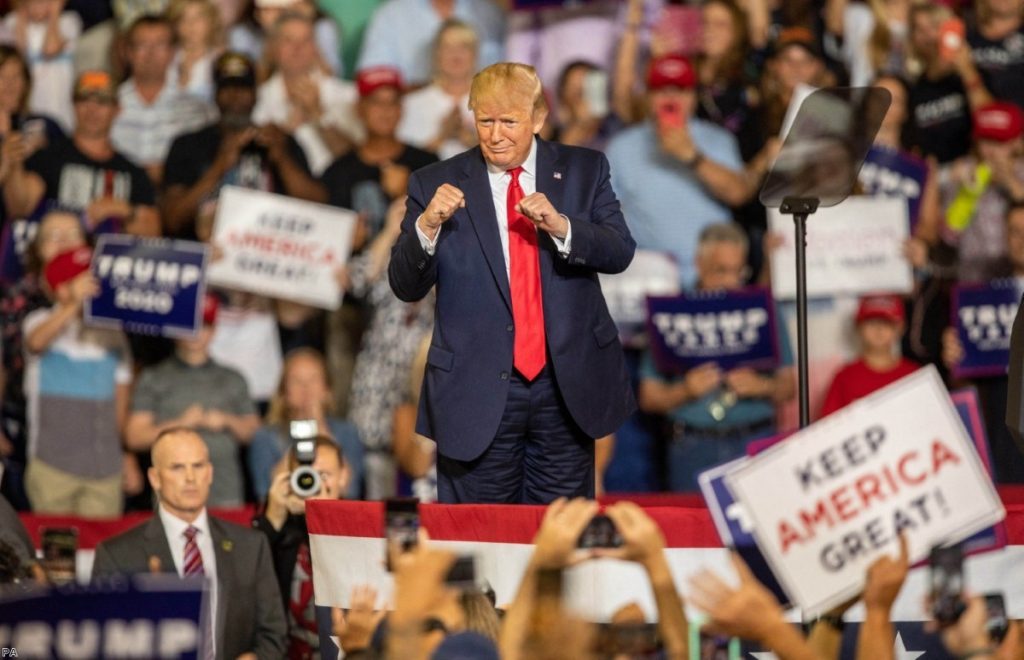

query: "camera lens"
left=290, top=466, right=322, bottom=499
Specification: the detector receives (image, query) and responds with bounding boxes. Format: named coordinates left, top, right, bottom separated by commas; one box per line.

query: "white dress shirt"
left=160, top=505, right=218, bottom=655
left=416, top=138, right=571, bottom=273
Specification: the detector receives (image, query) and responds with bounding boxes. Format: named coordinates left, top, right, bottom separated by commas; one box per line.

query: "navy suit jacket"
left=388, top=138, right=637, bottom=462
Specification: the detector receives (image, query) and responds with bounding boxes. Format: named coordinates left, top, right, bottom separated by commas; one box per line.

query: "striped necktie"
left=183, top=526, right=204, bottom=577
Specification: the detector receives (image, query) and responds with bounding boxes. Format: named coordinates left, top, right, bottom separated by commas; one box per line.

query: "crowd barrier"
left=17, top=489, right=1024, bottom=621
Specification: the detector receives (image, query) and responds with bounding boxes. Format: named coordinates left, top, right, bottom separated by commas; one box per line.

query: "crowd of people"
left=1, top=0, right=1021, bottom=510
left=0, top=0, right=1023, bottom=654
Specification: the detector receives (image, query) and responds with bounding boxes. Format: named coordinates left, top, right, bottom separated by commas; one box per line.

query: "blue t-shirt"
left=606, top=119, right=744, bottom=286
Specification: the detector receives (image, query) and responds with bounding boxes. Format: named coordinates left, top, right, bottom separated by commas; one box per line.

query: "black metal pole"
left=794, top=211, right=810, bottom=428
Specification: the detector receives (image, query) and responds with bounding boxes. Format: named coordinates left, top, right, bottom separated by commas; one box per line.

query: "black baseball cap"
left=214, top=51, right=256, bottom=90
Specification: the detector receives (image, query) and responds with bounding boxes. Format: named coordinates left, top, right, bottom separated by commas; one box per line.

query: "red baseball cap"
left=44, top=246, right=93, bottom=291
left=973, top=102, right=1024, bottom=142
left=201, top=293, right=220, bottom=326
left=855, top=294, right=904, bottom=325
left=646, top=54, right=696, bottom=91
left=356, top=66, right=404, bottom=98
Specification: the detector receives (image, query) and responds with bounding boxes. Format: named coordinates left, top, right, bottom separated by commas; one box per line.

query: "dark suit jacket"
left=389, top=139, right=637, bottom=462
left=92, top=513, right=287, bottom=659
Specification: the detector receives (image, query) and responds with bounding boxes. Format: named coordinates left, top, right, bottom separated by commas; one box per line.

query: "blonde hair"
left=166, top=0, right=225, bottom=49
left=266, top=347, right=335, bottom=426
left=469, top=62, right=547, bottom=117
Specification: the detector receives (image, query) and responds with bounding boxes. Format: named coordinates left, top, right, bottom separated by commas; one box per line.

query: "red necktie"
left=506, top=167, right=546, bottom=380
left=183, top=526, right=214, bottom=660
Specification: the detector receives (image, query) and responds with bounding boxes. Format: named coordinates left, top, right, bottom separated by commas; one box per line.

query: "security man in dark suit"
left=92, top=428, right=286, bottom=659
left=389, top=62, right=636, bottom=504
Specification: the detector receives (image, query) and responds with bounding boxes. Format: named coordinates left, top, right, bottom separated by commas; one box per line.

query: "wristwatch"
left=811, top=613, right=845, bottom=632
left=684, top=150, right=705, bottom=169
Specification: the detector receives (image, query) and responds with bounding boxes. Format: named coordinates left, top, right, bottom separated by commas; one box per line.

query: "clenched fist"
left=516, top=192, right=568, bottom=239
left=418, top=183, right=465, bottom=238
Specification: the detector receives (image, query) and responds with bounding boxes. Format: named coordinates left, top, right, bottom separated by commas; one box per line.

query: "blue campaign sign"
left=859, top=146, right=929, bottom=227
left=951, top=388, right=1008, bottom=555
left=698, top=458, right=791, bottom=606
left=0, top=217, right=39, bottom=285
left=952, top=279, right=1022, bottom=379
left=646, top=287, right=779, bottom=374
left=85, top=235, right=209, bottom=338
left=0, top=577, right=205, bottom=659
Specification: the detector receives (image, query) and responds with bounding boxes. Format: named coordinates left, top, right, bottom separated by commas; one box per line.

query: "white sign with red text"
left=768, top=196, right=913, bottom=299
left=207, top=186, right=356, bottom=309
left=726, top=366, right=1005, bottom=616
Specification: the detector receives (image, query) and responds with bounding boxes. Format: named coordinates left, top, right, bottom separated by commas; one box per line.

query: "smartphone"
left=289, top=419, right=318, bottom=440
left=577, top=514, right=623, bottom=549
left=384, top=497, right=420, bottom=571
left=939, top=17, right=965, bottom=61
left=984, top=593, right=1009, bottom=644
left=21, top=118, right=46, bottom=154
left=654, top=98, right=685, bottom=132
left=582, top=70, right=609, bottom=119
left=698, top=631, right=741, bottom=660
left=41, top=527, right=78, bottom=585
left=445, top=554, right=478, bottom=590
left=594, top=622, right=661, bottom=657
left=930, top=544, right=966, bottom=625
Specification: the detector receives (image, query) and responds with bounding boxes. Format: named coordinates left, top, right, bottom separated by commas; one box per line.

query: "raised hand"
left=419, top=183, right=465, bottom=237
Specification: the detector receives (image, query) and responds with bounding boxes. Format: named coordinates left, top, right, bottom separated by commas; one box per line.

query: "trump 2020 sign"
left=86, top=235, right=209, bottom=338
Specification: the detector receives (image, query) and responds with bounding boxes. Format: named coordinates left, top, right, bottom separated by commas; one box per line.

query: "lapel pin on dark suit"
left=553, top=172, right=562, bottom=180
left=221, top=540, right=233, bottom=552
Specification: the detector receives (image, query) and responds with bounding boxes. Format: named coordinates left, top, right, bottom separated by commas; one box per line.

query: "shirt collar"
left=159, top=504, right=211, bottom=541
left=486, top=136, right=538, bottom=179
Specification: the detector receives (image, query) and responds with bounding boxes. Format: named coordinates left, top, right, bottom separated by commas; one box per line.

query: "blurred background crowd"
left=1, top=0, right=1023, bottom=519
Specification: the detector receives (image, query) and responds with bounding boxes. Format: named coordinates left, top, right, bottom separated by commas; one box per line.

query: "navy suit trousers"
left=436, top=364, right=595, bottom=504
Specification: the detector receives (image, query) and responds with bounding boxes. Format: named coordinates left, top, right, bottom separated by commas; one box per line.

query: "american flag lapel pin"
left=553, top=172, right=562, bottom=180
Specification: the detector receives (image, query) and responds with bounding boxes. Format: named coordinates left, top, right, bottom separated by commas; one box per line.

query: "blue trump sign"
left=86, top=235, right=209, bottom=338
left=952, top=279, right=1022, bottom=379
left=646, top=287, right=779, bottom=374
left=0, top=577, right=205, bottom=659
left=859, top=145, right=929, bottom=227
left=699, top=457, right=791, bottom=606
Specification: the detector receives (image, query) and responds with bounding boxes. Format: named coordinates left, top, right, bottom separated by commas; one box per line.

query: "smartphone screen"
left=582, top=70, right=609, bottom=119
left=930, top=544, right=965, bottom=625
left=41, top=527, right=78, bottom=585
left=654, top=98, right=685, bottom=132
left=595, top=622, right=661, bottom=657
left=384, top=497, right=419, bottom=571
left=985, top=593, right=1009, bottom=643
left=939, top=17, right=965, bottom=61
left=445, top=554, right=478, bottom=590
left=577, top=514, right=623, bottom=549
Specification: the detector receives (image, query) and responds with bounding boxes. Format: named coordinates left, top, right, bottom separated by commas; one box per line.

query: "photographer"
left=252, top=435, right=350, bottom=659
left=161, top=51, right=326, bottom=239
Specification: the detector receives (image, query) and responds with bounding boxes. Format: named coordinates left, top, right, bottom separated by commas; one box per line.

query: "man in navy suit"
left=389, top=62, right=636, bottom=504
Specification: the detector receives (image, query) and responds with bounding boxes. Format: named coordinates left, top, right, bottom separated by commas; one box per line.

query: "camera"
left=289, top=420, right=321, bottom=499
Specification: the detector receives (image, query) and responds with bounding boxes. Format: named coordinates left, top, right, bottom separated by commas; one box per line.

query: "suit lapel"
left=142, top=515, right=176, bottom=575
left=533, top=139, right=565, bottom=289
left=459, top=149, right=512, bottom=313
